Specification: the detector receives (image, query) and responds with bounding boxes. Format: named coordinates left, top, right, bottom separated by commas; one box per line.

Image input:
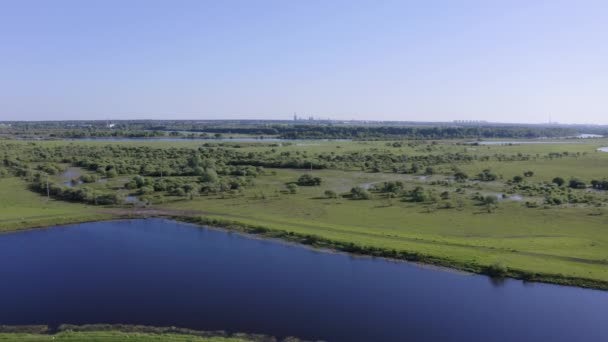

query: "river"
left=0, top=219, right=607, bottom=341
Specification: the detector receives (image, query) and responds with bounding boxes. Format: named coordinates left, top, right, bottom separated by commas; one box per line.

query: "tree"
left=133, top=175, right=146, bottom=188
left=188, top=152, right=202, bottom=168
left=350, top=186, right=371, bottom=200
left=324, top=190, right=338, bottom=199
left=297, top=174, right=322, bottom=186
left=523, top=170, right=534, bottom=177
left=480, top=195, right=498, bottom=213
left=454, top=171, right=468, bottom=182
left=552, top=177, right=565, bottom=186
left=199, top=168, right=219, bottom=183
left=478, top=169, right=497, bottom=181
left=411, top=186, right=428, bottom=202
left=286, top=183, right=298, bottom=194
left=513, top=175, right=524, bottom=183
left=569, top=178, right=587, bottom=189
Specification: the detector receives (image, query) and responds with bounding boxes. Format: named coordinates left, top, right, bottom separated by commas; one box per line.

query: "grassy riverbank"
left=172, top=214, right=608, bottom=290
left=0, top=178, right=111, bottom=232
left=0, top=331, right=252, bottom=341
left=0, top=324, right=288, bottom=342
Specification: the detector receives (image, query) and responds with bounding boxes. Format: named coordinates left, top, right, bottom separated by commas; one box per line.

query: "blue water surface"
left=0, top=219, right=606, bottom=342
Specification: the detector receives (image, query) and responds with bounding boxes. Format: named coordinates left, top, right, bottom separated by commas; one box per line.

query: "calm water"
left=599, top=147, right=608, bottom=152
left=1, top=219, right=607, bottom=342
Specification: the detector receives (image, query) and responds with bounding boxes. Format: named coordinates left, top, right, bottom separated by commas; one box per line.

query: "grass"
left=0, top=177, right=111, bottom=232
left=0, top=324, right=269, bottom=342
left=0, top=331, right=253, bottom=341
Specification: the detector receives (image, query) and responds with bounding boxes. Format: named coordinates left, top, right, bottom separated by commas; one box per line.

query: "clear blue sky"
left=1, top=0, right=607, bottom=123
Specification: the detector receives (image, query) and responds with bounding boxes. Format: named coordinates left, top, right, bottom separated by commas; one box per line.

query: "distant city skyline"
left=1, top=0, right=607, bottom=124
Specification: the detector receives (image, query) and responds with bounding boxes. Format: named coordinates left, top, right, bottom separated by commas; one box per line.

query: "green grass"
left=0, top=325, right=280, bottom=342
left=0, top=331, right=252, bottom=341
left=0, top=177, right=111, bottom=232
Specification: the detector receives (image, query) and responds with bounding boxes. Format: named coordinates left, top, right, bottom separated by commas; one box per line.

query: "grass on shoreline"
left=0, top=324, right=290, bottom=342
left=0, top=178, right=111, bottom=233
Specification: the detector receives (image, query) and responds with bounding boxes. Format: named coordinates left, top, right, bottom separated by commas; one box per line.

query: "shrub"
left=569, top=178, right=587, bottom=189
left=324, top=190, right=338, bottom=199
left=297, top=174, right=322, bottom=186
left=287, top=183, right=298, bottom=194
left=454, top=171, right=468, bottom=182
left=485, top=262, right=508, bottom=277
left=350, top=186, right=371, bottom=200
left=477, top=169, right=497, bottom=181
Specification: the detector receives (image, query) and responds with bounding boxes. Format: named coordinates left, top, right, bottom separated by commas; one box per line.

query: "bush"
left=324, top=190, right=338, bottom=199
left=199, top=168, right=219, bottom=183
left=287, top=183, right=298, bottom=194
left=569, top=178, right=587, bottom=189
left=80, top=174, right=98, bottom=183
left=482, top=195, right=498, bottom=205
left=297, top=174, right=322, bottom=186
left=485, top=262, right=508, bottom=277
left=454, top=171, right=468, bottom=182
left=350, top=186, right=371, bottom=200
left=477, top=169, right=497, bottom=181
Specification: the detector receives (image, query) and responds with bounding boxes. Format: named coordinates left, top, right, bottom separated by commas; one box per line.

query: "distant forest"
left=1, top=120, right=606, bottom=140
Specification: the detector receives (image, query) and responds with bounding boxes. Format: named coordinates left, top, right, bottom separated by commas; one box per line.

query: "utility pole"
left=160, top=152, right=165, bottom=180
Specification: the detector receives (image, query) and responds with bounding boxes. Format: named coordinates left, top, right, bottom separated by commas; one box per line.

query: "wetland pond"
left=1, top=219, right=607, bottom=342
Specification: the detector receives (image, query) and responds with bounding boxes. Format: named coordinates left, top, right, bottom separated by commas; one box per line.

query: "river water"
left=0, top=219, right=607, bottom=341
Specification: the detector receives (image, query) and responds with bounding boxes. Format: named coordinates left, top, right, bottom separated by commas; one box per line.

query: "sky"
left=0, top=0, right=607, bottom=124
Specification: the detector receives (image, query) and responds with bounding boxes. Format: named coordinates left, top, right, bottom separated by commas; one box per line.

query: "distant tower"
left=294, top=113, right=297, bottom=121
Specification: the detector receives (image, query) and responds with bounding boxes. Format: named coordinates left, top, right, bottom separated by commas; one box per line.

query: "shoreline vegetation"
left=170, top=215, right=608, bottom=291
left=3, top=212, right=608, bottom=291
left=0, top=324, right=310, bottom=341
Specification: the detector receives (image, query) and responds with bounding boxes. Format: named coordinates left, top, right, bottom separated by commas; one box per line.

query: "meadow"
left=2, top=137, right=608, bottom=288
left=0, top=325, right=271, bottom=342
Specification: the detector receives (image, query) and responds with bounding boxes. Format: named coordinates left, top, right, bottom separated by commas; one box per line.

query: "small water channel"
left=1, top=219, right=607, bottom=341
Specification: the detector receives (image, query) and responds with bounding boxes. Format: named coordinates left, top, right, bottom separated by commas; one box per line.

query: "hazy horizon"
left=1, top=0, right=607, bottom=124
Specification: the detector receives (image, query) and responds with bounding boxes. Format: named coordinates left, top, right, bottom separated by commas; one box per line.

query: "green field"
left=0, top=331, right=252, bottom=342
left=0, top=325, right=287, bottom=342
left=2, top=138, right=608, bottom=289
left=0, top=177, right=110, bottom=232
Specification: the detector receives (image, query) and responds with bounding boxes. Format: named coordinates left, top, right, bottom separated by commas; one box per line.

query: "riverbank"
left=1, top=201, right=608, bottom=291
left=0, top=324, right=299, bottom=341
left=170, top=214, right=608, bottom=291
